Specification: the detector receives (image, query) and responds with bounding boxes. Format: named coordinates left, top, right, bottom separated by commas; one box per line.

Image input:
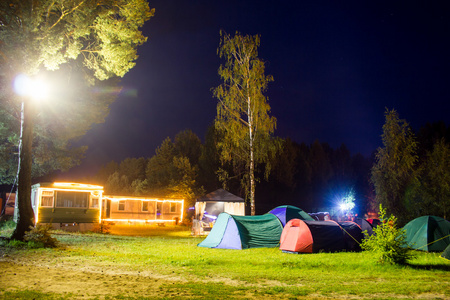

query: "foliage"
left=5, top=239, right=28, bottom=249
left=94, top=131, right=375, bottom=216
left=213, top=30, right=277, bottom=215
left=168, top=156, right=205, bottom=208
left=174, top=129, right=202, bottom=166
left=0, top=0, right=153, bottom=241
left=258, top=138, right=373, bottom=215
left=371, top=108, right=418, bottom=224
left=146, top=136, right=204, bottom=208
left=105, top=171, right=130, bottom=194
left=0, top=0, right=154, bottom=79
left=371, top=114, right=450, bottom=222
left=101, top=157, right=148, bottom=195
left=0, top=0, right=154, bottom=183
left=95, top=130, right=205, bottom=210
left=90, top=222, right=111, bottom=234
left=146, top=137, right=177, bottom=191
left=0, top=219, right=16, bottom=237
left=2, top=223, right=58, bottom=248
left=24, top=224, right=58, bottom=248
left=361, top=205, right=414, bottom=265
left=411, top=138, right=450, bottom=219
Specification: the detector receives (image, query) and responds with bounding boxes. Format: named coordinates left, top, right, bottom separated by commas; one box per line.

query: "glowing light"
left=14, top=74, right=50, bottom=101
left=102, top=219, right=177, bottom=223
left=103, top=196, right=183, bottom=203
left=53, top=182, right=104, bottom=190
left=337, top=188, right=356, bottom=213
left=339, top=201, right=355, bottom=212
left=204, top=214, right=217, bottom=220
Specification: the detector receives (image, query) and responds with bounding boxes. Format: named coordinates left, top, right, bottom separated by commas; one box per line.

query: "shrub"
left=91, top=222, right=111, bottom=234
left=6, top=239, right=28, bottom=249
left=361, top=204, right=415, bottom=265
left=24, top=224, right=58, bottom=248
left=0, top=220, right=16, bottom=237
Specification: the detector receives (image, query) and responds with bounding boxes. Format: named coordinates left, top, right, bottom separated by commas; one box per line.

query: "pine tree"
left=371, top=109, right=418, bottom=225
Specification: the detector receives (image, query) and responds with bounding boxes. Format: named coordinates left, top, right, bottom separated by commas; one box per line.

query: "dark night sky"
left=61, top=1, right=450, bottom=180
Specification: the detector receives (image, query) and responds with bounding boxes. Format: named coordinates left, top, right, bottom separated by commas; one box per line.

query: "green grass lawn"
left=0, top=224, right=449, bottom=299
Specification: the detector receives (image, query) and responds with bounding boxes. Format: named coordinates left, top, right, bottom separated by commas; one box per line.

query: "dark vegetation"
left=79, top=118, right=449, bottom=221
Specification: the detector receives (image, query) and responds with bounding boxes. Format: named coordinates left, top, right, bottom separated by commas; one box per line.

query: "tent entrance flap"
left=198, top=213, right=232, bottom=248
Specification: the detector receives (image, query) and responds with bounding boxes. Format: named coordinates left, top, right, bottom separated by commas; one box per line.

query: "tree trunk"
left=250, top=147, right=255, bottom=216
left=11, top=100, right=35, bottom=241
left=248, top=95, right=255, bottom=216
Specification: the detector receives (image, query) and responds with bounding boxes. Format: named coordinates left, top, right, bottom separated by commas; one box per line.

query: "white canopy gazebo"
left=195, top=189, right=245, bottom=221
left=193, top=189, right=245, bottom=236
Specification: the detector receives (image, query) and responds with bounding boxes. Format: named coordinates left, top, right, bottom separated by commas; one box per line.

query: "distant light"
left=336, top=188, right=356, bottom=213
left=339, top=201, right=355, bottom=212
left=14, top=74, right=50, bottom=101
left=204, top=214, right=217, bottom=220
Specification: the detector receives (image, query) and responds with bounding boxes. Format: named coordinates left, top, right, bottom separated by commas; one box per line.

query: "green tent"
left=403, top=216, right=450, bottom=252
left=442, top=244, right=450, bottom=260
left=198, top=213, right=283, bottom=249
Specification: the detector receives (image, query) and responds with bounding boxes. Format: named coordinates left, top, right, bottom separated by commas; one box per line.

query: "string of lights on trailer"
left=32, top=182, right=184, bottom=225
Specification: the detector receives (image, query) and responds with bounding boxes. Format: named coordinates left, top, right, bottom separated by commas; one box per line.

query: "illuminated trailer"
left=102, top=195, right=184, bottom=224
left=29, top=182, right=103, bottom=231
left=26, top=182, right=184, bottom=230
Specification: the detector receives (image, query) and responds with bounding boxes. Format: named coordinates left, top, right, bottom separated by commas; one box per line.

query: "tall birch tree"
left=213, top=31, right=276, bottom=215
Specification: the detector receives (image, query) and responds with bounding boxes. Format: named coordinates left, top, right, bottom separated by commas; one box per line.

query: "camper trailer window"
left=55, top=191, right=89, bottom=208
left=142, top=201, right=148, bottom=212
left=41, top=190, right=54, bottom=207
left=170, top=202, right=176, bottom=212
left=91, top=197, right=99, bottom=208
left=118, top=201, right=125, bottom=211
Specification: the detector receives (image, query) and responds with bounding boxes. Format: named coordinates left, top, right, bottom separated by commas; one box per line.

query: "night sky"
left=62, top=1, right=450, bottom=180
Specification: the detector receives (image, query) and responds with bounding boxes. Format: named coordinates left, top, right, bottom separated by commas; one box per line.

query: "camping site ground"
left=0, top=224, right=449, bottom=300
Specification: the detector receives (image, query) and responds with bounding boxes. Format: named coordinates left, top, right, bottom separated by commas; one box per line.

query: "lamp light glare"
left=14, top=74, right=50, bottom=101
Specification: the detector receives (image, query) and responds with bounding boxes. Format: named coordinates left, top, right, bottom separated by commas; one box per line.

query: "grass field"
left=0, top=224, right=449, bottom=299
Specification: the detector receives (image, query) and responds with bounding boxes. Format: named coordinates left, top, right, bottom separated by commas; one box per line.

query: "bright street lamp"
left=11, top=74, right=51, bottom=239
left=14, top=74, right=50, bottom=101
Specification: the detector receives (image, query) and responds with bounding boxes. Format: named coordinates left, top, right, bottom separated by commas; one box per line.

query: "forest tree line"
left=90, top=116, right=450, bottom=224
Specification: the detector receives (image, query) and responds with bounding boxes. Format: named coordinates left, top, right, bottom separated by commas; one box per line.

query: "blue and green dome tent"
left=403, top=216, right=450, bottom=252
left=268, top=205, right=315, bottom=226
left=198, top=213, right=283, bottom=249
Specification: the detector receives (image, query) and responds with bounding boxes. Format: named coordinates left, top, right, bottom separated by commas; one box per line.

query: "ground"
left=0, top=260, right=170, bottom=299
left=0, top=225, right=448, bottom=300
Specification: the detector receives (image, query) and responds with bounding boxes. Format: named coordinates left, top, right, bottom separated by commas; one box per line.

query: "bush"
left=91, top=222, right=111, bottom=234
left=24, top=224, right=58, bottom=248
left=0, top=220, right=16, bottom=237
left=361, top=204, right=415, bottom=265
left=6, top=239, right=28, bottom=249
